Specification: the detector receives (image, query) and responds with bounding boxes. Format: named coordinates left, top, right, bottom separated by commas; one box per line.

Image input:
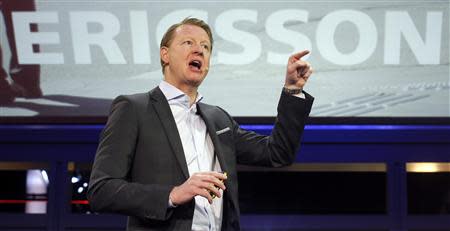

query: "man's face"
left=161, top=24, right=211, bottom=88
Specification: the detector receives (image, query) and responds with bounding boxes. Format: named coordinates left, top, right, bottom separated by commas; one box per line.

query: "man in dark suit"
left=87, top=18, right=314, bottom=230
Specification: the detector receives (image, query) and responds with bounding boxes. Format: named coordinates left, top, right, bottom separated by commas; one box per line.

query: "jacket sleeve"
left=87, top=95, right=174, bottom=221
left=231, top=91, right=314, bottom=167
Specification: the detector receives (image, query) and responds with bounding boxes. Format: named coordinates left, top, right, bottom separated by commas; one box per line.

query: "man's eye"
left=184, top=41, right=192, bottom=45
left=202, top=45, right=210, bottom=50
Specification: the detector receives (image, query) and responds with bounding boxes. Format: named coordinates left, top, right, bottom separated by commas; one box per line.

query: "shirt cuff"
left=293, top=92, right=306, bottom=99
left=168, top=197, right=177, bottom=208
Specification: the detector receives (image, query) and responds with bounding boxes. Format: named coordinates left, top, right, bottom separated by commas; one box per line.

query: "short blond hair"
left=160, top=17, right=213, bottom=73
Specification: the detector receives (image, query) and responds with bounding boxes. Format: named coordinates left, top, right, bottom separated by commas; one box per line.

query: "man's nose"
left=191, top=43, right=204, bottom=56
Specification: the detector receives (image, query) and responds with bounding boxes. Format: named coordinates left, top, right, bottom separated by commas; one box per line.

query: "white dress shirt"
left=159, top=81, right=223, bottom=231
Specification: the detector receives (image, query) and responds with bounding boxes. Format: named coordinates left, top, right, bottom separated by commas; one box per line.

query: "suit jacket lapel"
left=197, top=103, right=228, bottom=175
left=149, top=87, right=190, bottom=179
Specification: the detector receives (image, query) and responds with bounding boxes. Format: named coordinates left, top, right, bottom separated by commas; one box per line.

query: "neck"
left=164, top=78, right=198, bottom=106
left=183, top=88, right=198, bottom=106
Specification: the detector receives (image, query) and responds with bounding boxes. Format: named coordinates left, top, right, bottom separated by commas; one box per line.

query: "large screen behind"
left=0, top=0, right=448, bottom=119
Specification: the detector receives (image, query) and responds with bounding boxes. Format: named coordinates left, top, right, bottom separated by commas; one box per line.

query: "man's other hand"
left=169, top=172, right=227, bottom=205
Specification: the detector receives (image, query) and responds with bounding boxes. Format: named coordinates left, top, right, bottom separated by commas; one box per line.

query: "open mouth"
left=189, top=60, right=202, bottom=71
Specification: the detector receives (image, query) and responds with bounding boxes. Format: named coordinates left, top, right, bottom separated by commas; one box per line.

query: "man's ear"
left=160, top=46, right=169, bottom=65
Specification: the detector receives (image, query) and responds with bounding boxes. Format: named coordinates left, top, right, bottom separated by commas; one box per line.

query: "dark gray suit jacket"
left=87, top=87, right=314, bottom=230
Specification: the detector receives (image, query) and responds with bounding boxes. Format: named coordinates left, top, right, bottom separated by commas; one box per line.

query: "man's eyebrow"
left=182, top=36, right=210, bottom=45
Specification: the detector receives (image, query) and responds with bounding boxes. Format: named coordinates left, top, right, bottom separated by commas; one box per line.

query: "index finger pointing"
left=291, top=50, right=310, bottom=61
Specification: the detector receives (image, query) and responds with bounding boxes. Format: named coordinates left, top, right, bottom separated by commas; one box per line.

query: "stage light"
left=40, top=170, right=49, bottom=185
left=71, top=176, right=80, bottom=183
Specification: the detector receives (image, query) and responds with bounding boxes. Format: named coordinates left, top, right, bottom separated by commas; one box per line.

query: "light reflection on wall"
left=25, top=170, right=48, bottom=214
left=407, top=163, right=450, bottom=173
